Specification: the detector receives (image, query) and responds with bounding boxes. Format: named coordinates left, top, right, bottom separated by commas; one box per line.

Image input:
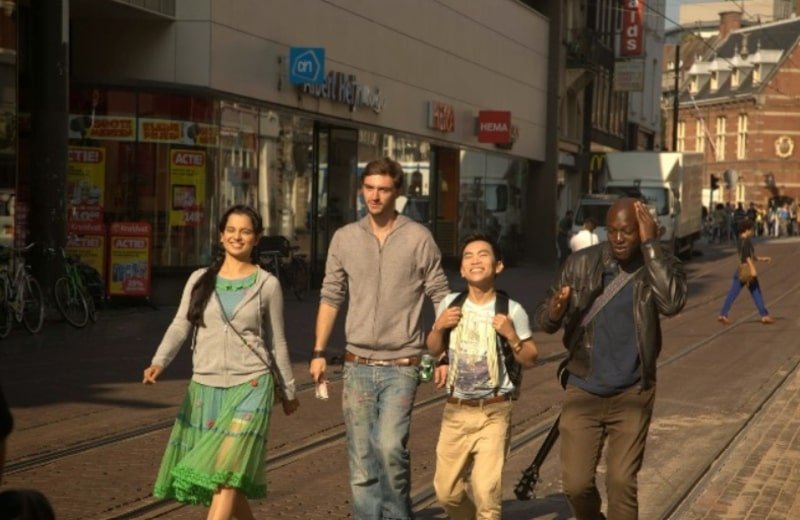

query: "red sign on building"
left=427, top=101, right=455, bottom=133
left=477, top=111, right=512, bottom=143
left=621, top=0, right=644, bottom=57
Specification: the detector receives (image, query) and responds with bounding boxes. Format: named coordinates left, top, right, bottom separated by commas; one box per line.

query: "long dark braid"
left=187, top=205, right=263, bottom=327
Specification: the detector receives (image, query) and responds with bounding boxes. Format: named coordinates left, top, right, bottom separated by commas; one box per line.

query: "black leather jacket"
left=535, top=241, right=687, bottom=390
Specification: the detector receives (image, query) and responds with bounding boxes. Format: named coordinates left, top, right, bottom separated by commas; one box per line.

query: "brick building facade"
left=665, top=16, right=800, bottom=209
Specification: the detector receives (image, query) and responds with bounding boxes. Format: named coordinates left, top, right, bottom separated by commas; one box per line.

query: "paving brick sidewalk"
left=673, top=362, right=800, bottom=519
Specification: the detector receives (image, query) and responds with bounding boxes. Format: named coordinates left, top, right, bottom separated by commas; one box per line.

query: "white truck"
left=600, top=151, right=705, bottom=258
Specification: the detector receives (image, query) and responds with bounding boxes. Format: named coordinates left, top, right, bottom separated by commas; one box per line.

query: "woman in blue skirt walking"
left=143, top=205, right=299, bottom=519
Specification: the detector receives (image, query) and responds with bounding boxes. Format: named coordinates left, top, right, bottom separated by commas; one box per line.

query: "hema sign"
left=477, top=111, right=511, bottom=143
left=289, top=47, right=325, bottom=85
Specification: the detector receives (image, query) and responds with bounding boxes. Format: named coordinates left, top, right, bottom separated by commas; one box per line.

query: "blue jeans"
left=720, top=271, right=769, bottom=317
left=342, top=362, right=419, bottom=520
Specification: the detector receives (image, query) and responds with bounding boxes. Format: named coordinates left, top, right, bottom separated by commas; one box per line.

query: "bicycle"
left=53, top=248, right=97, bottom=328
left=0, top=243, right=45, bottom=338
left=256, top=236, right=310, bottom=301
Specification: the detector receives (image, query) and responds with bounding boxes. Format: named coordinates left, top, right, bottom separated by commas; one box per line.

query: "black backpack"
left=444, top=290, right=523, bottom=398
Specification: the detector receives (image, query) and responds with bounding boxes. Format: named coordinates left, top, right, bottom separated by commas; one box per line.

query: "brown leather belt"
left=344, top=352, right=421, bottom=367
left=446, top=394, right=512, bottom=407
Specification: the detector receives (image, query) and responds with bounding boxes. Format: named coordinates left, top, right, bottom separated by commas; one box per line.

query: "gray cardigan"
left=151, top=267, right=296, bottom=398
left=321, top=215, right=450, bottom=360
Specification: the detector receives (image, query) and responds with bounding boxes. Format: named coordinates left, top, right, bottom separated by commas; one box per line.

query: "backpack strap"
left=442, top=291, right=468, bottom=396
left=442, top=291, right=468, bottom=350
left=443, top=290, right=522, bottom=398
left=494, top=290, right=522, bottom=397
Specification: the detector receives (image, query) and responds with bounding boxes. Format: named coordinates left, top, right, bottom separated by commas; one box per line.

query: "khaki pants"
left=560, top=385, right=655, bottom=520
left=433, top=400, right=512, bottom=520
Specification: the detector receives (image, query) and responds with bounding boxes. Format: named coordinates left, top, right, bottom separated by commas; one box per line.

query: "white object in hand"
left=315, top=380, right=329, bottom=400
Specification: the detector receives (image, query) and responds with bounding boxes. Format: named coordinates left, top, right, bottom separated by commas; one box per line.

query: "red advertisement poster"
left=108, top=222, right=151, bottom=297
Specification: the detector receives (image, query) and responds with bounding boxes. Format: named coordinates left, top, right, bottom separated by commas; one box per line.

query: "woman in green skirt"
left=143, top=205, right=299, bottom=520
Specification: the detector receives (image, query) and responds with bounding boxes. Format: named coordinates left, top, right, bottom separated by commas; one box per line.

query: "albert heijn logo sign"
left=477, top=111, right=512, bottom=144
left=289, top=47, right=325, bottom=85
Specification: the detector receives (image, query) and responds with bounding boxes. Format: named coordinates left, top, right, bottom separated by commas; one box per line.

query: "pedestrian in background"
left=569, top=217, right=600, bottom=253
left=427, top=233, right=538, bottom=519
left=143, top=204, right=298, bottom=520
left=557, top=210, right=574, bottom=265
left=309, top=157, right=449, bottom=520
left=536, top=198, right=687, bottom=520
left=717, top=219, right=774, bottom=326
left=712, top=204, right=727, bottom=243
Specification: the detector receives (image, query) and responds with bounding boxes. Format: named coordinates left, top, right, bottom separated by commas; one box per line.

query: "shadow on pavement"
left=415, top=493, right=572, bottom=519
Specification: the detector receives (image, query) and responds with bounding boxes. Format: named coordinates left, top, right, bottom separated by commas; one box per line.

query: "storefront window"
left=357, top=131, right=431, bottom=225
left=0, top=1, right=17, bottom=247
left=68, top=89, right=219, bottom=271
left=258, top=109, right=313, bottom=257
left=138, top=92, right=217, bottom=268
left=458, top=150, right=528, bottom=262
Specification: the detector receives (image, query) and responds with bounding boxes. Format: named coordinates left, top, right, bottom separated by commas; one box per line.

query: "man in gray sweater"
left=309, top=157, right=449, bottom=520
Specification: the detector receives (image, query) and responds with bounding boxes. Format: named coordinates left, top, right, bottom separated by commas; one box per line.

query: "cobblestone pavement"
left=673, top=360, right=800, bottom=520
left=4, top=239, right=800, bottom=519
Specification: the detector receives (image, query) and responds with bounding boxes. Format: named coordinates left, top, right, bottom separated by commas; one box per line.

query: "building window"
left=690, top=76, right=698, bottom=94
left=710, top=71, right=718, bottom=91
left=731, top=68, right=740, bottom=89
left=715, top=116, right=726, bottom=161
left=695, top=120, right=705, bottom=153
left=737, top=114, right=748, bottom=159
left=753, top=65, right=761, bottom=84
left=677, top=121, right=686, bottom=152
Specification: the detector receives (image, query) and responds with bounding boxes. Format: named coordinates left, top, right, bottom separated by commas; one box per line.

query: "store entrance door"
left=311, top=125, right=359, bottom=281
left=433, top=146, right=460, bottom=258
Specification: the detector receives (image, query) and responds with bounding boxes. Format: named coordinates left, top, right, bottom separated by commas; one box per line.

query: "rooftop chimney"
left=719, top=11, right=743, bottom=39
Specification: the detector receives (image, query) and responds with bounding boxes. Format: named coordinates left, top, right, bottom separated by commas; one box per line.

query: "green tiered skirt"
left=153, top=373, right=274, bottom=506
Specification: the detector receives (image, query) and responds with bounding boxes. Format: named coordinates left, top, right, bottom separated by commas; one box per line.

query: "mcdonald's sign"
left=589, top=153, right=605, bottom=174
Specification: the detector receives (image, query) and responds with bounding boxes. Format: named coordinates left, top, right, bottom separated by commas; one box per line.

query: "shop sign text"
left=477, top=111, right=512, bottom=143
left=621, top=0, right=644, bottom=57
left=427, top=101, right=455, bottom=133
left=301, top=71, right=386, bottom=114
left=68, top=115, right=136, bottom=141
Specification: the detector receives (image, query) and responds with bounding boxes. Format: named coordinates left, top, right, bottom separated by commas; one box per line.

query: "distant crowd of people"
left=706, top=201, right=799, bottom=243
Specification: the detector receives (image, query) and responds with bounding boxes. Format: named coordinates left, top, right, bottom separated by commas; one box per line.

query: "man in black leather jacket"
left=535, top=198, right=687, bottom=520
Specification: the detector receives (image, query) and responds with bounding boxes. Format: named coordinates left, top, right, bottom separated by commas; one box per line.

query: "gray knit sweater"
left=321, top=215, right=450, bottom=360
left=151, top=267, right=296, bottom=398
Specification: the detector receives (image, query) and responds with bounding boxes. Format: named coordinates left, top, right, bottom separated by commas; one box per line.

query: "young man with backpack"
left=427, top=233, right=538, bottom=519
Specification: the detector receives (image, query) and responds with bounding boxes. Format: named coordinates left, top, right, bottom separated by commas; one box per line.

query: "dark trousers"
left=560, top=385, right=656, bottom=520
left=558, top=236, right=570, bottom=265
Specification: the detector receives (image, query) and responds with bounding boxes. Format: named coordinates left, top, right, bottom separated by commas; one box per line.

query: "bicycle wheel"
left=290, top=258, right=310, bottom=301
left=84, top=288, right=97, bottom=323
left=54, top=277, right=89, bottom=328
left=0, top=278, right=12, bottom=339
left=21, top=276, right=45, bottom=333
